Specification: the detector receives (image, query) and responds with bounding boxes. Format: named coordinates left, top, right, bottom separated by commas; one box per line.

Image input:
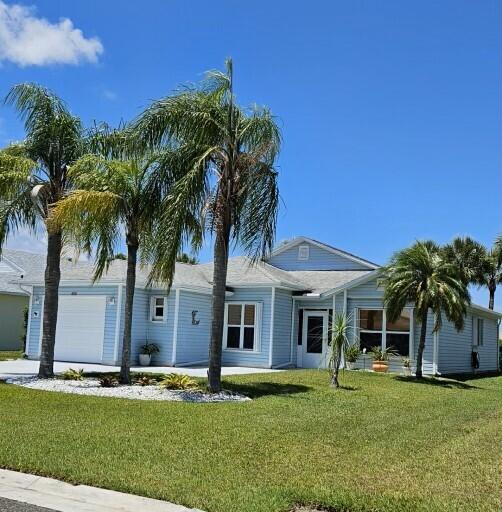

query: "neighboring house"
left=19, top=237, right=501, bottom=375
left=0, top=250, right=46, bottom=350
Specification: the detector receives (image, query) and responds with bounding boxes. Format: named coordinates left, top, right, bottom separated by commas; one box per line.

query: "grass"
left=0, top=369, right=501, bottom=512
left=0, top=350, right=23, bottom=361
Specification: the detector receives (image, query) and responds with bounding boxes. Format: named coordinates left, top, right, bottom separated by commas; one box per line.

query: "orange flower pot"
left=372, top=361, right=389, bottom=373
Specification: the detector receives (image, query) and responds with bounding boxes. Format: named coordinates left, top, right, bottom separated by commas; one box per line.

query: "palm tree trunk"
left=488, top=281, right=496, bottom=310
left=120, top=236, right=138, bottom=384
left=208, top=220, right=230, bottom=393
left=415, top=310, right=428, bottom=379
left=38, top=231, right=62, bottom=378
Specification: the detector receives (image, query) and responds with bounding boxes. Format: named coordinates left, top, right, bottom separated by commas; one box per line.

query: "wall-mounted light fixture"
left=108, top=296, right=116, bottom=306
left=33, top=296, right=40, bottom=305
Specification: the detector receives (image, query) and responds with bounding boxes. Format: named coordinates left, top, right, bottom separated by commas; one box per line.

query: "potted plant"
left=139, top=342, right=160, bottom=366
left=370, top=346, right=397, bottom=373
left=402, top=357, right=412, bottom=376
left=344, top=344, right=360, bottom=370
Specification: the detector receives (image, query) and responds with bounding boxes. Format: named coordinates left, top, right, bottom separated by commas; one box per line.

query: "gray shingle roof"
left=285, top=270, right=373, bottom=294
left=2, top=249, right=373, bottom=296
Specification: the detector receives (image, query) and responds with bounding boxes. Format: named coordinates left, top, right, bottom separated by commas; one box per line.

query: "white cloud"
left=0, top=1, right=103, bottom=66
left=101, top=88, right=117, bottom=101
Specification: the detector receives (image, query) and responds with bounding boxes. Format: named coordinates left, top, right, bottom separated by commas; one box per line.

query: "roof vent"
left=298, top=245, right=309, bottom=261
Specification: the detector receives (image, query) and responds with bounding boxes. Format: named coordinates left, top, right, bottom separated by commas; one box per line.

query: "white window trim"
left=298, top=245, right=310, bottom=261
left=357, top=307, right=413, bottom=357
left=150, top=296, right=167, bottom=323
left=223, top=302, right=262, bottom=352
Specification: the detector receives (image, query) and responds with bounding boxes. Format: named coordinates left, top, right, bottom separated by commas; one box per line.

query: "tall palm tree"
left=134, top=59, right=281, bottom=392
left=443, top=237, right=502, bottom=310
left=0, top=84, right=83, bottom=377
left=50, top=124, right=176, bottom=383
left=383, top=241, right=470, bottom=378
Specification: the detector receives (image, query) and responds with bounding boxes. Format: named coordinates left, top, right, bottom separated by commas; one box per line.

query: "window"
left=473, top=317, right=484, bottom=346
left=359, top=309, right=383, bottom=353
left=298, top=245, right=310, bottom=261
left=358, top=308, right=411, bottom=356
left=150, top=296, right=166, bottom=322
left=224, top=303, right=260, bottom=351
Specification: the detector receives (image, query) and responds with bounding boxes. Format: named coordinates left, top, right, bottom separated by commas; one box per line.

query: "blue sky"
left=1, top=0, right=501, bottom=308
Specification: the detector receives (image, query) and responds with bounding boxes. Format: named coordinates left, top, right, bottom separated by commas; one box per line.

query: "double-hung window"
left=150, top=296, right=166, bottom=322
left=223, top=302, right=260, bottom=351
left=358, top=308, right=412, bottom=357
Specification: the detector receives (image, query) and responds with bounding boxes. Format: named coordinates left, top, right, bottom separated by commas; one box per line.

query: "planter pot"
left=139, top=354, right=151, bottom=366
left=346, top=361, right=356, bottom=370
left=372, top=361, right=389, bottom=373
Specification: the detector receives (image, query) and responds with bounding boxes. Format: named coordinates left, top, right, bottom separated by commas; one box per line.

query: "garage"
left=54, top=295, right=106, bottom=363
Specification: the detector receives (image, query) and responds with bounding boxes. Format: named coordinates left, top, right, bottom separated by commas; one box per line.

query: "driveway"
left=0, top=359, right=282, bottom=380
left=0, top=498, right=54, bottom=512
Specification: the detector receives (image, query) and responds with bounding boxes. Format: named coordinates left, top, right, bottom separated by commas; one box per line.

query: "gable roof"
left=0, top=249, right=47, bottom=295
left=269, top=236, right=380, bottom=270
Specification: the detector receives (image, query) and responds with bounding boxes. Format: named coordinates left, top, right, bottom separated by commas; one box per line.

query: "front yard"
left=0, top=369, right=501, bottom=512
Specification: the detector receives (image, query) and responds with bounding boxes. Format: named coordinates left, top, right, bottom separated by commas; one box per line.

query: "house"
left=19, top=237, right=501, bottom=375
left=0, top=250, right=46, bottom=350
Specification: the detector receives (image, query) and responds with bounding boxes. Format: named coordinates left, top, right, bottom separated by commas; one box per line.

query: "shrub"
left=99, top=376, right=119, bottom=388
left=370, top=346, right=398, bottom=362
left=135, top=375, right=157, bottom=386
left=344, top=344, right=360, bottom=363
left=61, top=368, right=84, bottom=381
left=159, top=373, right=199, bottom=390
left=140, top=342, right=160, bottom=356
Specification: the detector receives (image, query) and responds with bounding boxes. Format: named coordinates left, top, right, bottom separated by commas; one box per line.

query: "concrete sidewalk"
left=0, top=359, right=282, bottom=380
left=0, top=469, right=203, bottom=512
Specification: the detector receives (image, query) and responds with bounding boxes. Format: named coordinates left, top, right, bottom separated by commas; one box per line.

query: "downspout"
left=268, top=287, right=276, bottom=368
left=171, top=289, right=181, bottom=366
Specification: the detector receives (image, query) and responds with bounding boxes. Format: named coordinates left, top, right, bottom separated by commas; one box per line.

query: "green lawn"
left=0, top=370, right=501, bottom=512
left=0, top=350, right=23, bottom=361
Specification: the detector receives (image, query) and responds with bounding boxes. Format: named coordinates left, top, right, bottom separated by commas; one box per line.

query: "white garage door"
left=55, top=295, right=106, bottom=363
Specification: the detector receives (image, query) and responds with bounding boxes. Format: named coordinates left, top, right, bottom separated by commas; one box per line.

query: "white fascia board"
left=469, top=303, right=502, bottom=319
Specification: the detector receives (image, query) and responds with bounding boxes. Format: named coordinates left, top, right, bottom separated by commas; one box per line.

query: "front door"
left=301, top=310, right=329, bottom=368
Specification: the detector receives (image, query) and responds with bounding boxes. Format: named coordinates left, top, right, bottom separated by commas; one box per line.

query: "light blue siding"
left=438, top=310, right=499, bottom=374
left=222, top=288, right=272, bottom=368
left=272, top=288, right=293, bottom=367
left=26, top=285, right=119, bottom=363
left=268, top=241, right=370, bottom=271
left=176, top=291, right=211, bottom=365
left=348, top=277, right=383, bottom=298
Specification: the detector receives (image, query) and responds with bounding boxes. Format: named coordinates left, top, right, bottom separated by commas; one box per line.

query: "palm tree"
left=134, top=59, right=281, bottom=392
left=176, top=252, right=199, bottom=265
left=50, top=124, right=175, bottom=384
left=0, top=84, right=83, bottom=377
left=383, top=241, right=470, bottom=378
left=327, top=313, right=351, bottom=388
left=443, top=237, right=502, bottom=310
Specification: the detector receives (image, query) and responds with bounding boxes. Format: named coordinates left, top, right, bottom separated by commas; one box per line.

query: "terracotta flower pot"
left=372, top=360, right=389, bottom=373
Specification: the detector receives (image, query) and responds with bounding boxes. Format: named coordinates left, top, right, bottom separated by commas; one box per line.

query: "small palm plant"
left=327, top=313, right=352, bottom=388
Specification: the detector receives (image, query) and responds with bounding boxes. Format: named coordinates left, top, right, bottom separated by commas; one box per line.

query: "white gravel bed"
left=7, top=377, right=251, bottom=402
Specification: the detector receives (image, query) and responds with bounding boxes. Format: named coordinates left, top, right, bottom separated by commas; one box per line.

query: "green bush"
left=159, top=373, right=199, bottom=390
left=61, top=368, right=85, bottom=381
left=344, top=344, right=360, bottom=363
